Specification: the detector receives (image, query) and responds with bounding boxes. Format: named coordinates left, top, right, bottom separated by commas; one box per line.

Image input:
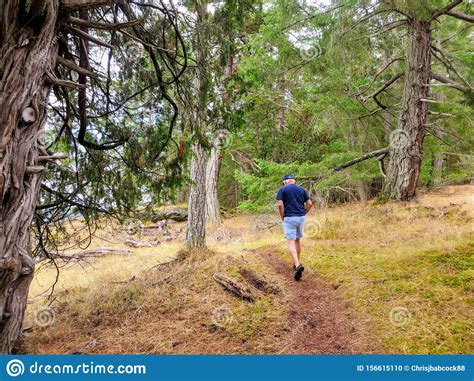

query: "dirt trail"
left=253, top=247, right=371, bottom=354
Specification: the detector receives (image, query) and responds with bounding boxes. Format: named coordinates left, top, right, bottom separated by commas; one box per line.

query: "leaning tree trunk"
left=205, top=145, right=222, bottom=224
left=205, top=131, right=228, bottom=225
left=0, top=1, right=59, bottom=353
left=186, top=143, right=207, bottom=248
left=383, top=18, right=431, bottom=200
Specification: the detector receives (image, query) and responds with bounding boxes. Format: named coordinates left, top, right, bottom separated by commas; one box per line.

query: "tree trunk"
left=205, top=131, right=227, bottom=225
left=0, top=1, right=59, bottom=353
left=383, top=18, right=431, bottom=200
left=205, top=146, right=222, bottom=224
left=186, top=143, right=207, bottom=248
left=186, top=2, right=209, bottom=247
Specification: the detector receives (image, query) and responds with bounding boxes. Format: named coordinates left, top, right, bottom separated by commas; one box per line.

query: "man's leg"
left=295, top=216, right=306, bottom=262
left=292, top=217, right=305, bottom=280
left=287, top=240, right=300, bottom=267
left=295, top=238, right=301, bottom=262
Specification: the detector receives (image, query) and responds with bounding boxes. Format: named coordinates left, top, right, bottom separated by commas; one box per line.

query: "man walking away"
left=276, top=174, right=313, bottom=280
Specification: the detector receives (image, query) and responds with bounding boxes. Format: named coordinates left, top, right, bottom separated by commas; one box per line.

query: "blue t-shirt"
left=276, top=184, right=310, bottom=217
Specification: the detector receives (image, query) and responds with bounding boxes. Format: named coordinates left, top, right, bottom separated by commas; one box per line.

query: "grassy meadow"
left=23, top=185, right=473, bottom=354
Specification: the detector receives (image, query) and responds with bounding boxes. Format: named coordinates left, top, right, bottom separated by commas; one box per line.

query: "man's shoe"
left=294, top=264, right=304, bottom=281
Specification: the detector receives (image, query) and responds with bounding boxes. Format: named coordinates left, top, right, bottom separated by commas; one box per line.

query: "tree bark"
left=383, top=18, right=432, bottom=200
left=0, top=0, right=59, bottom=353
left=205, top=146, right=222, bottom=224
left=186, top=143, right=207, bottom=248
left=205, top=131, right=227, bottom=225
left=186, top=2, right=209, bottom=248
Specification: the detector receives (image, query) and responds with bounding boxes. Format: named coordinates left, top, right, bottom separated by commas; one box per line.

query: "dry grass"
left=24, top=248, right=287, bottom=354
left=302, top=185, right=473, bottom=354
left=22, top=185, right=473, bottom=354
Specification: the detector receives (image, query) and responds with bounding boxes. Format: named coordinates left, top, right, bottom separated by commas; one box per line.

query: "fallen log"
left=59, top=247, right=131, bottom=260
left=213, top=273, right=256, bottom=302
left=124, top=239, right=160, bottom=248
left=150, top=208, right=188, bottom=222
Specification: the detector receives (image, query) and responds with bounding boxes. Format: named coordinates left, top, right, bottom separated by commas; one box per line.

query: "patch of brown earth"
left=253, top=247, right=372, bottom=353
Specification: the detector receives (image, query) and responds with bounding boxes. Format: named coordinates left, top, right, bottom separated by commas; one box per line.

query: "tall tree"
left=0, top=0, right=185, bottom=353
left=184, top=0, right=260, bottom=243
left=229, top=0, right=472, bottom=208
left=382, top=0, right=473, bottom=200
left=185, top=0, right=210, bottom=248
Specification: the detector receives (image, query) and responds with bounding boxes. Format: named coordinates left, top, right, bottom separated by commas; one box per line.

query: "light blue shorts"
left=283, top=216, right=306, bottom=240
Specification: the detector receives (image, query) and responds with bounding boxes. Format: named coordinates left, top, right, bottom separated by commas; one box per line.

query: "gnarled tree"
left=0, top=0, right=185, bottom=353
left=382, top=0, right=472, bottom=200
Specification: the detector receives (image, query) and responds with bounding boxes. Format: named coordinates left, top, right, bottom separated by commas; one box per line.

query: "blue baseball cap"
left=282, top=174, right=295, bottom=181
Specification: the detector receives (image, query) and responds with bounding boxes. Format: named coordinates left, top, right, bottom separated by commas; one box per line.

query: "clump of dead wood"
left=213, top=273, right=256, bottom=302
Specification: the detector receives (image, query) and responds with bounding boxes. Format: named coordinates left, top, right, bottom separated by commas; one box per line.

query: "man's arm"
left=305, top=198, right=313, bottom=213
left=277, top=200, right=285, bottom=220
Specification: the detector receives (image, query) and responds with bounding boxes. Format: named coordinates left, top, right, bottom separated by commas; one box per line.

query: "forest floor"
left=20, top=185, right=473, bottom=354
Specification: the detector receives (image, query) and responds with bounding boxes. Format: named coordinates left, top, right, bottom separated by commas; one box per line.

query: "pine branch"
left=430, top=0, right=463, bottom=20
left=354, top=57, right=404, bottom=97
left=445, top=10, right=474, bottom=23
left=353, top=19, right=408, bottom=41
left=332, top=147, right=390, bottom=172
left=299, top=147, right=391, bottom=183
left=431, top=72, right=471, bottom=93
left=362, top=73, right=404, bottom=109
left=431, top=46, right=470, bottom=87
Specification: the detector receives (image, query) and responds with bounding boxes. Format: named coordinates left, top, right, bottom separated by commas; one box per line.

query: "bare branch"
left=46, top=74, right=86, bottom=90
left=56, top=56, right=103, bottom=79
left=420, top=98, right=443, bottom=103
left=355, top=57, right=404, bottom=96
left=332, top=147, right=390, bottom=172
left=60, top=0, right=119, bottom=11
left=431, top=45, right=470, bottom=87
left=378, top=153, right=387, bottom=178
left=430, top=0, right=463, bottom=20
left=68, top=16, right=143, bottom=30
left=431, top=72, right=471, bottom=92
left=38, top=154, right=68, bottom=162
left=428, top=111, right=453, bottom=117
left=353, top=19, right=408, bottom=41
left=67, top=26, right=114, bottom=49
left=362, top=73, right=404, bottom=109
left=445, top=10, right=474, bottom=23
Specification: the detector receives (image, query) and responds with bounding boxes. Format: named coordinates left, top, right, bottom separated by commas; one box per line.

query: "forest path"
left=250, top=246, right=371, bottom=353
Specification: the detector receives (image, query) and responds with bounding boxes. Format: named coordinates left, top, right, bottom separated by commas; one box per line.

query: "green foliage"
left=218, top=0, right=473, bottom=210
